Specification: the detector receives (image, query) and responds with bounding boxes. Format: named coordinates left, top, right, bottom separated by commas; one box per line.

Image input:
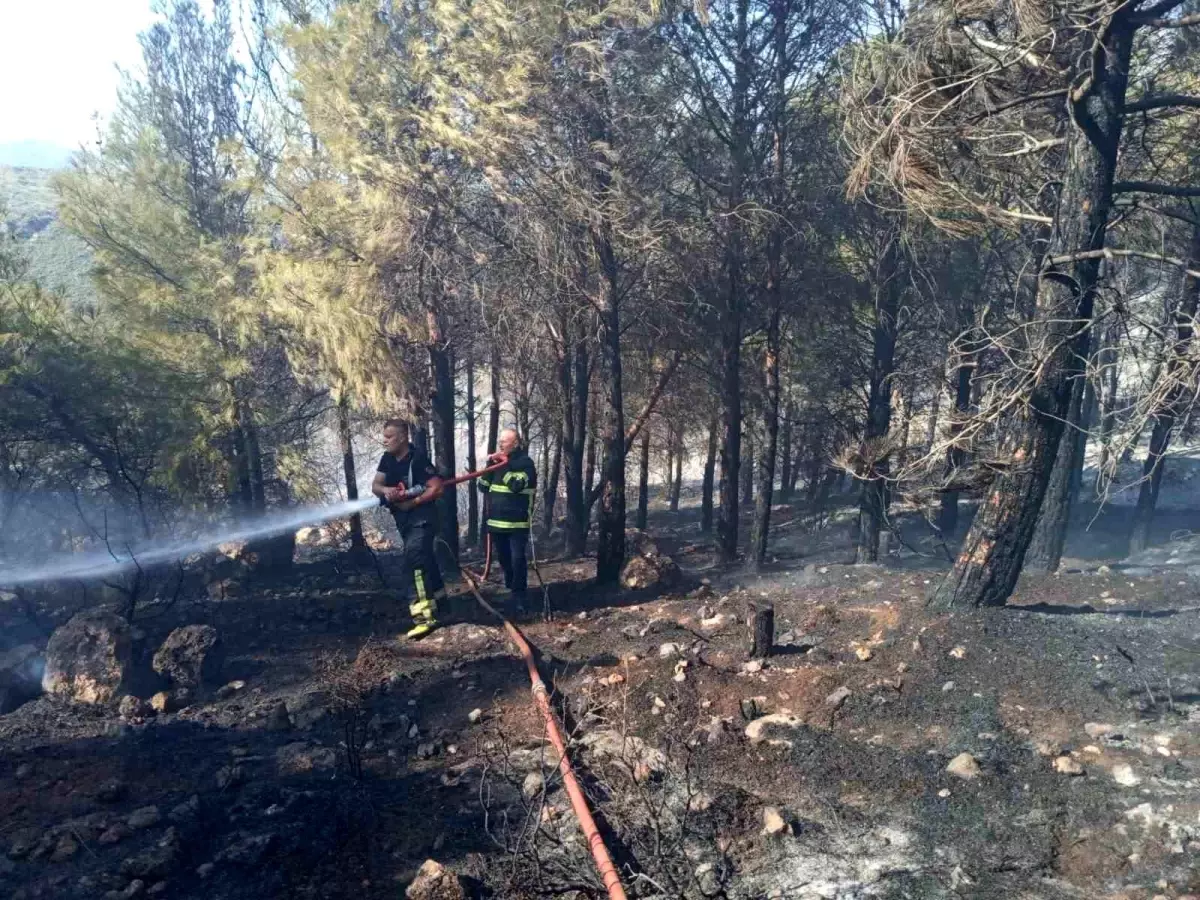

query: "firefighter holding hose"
left=372, top=419, right=446, bottom=640
left=479, top=428, right=537, bottom=612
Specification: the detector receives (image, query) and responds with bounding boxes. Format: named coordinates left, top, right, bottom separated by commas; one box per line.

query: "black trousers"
left=396, top=518, right=444, bottom=613
left=491, top=531, right=529, bottom=593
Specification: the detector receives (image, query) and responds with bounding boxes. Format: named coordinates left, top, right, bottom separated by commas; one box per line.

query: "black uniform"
left=478, top=447, right=537, bottom=598
left=377, top=448, right=445, bottom=627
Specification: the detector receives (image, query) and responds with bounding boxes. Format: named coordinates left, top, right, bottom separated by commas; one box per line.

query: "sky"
left=0, top=0, right=160, bottom=151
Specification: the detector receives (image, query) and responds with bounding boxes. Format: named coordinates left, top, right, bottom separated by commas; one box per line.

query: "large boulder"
left=0, top=644, right=44, bottom=713
left=153, top=625, right=224, bottom=688
left=42, top=611, right=132, bottom=705
left=620, top=530, right=681, bottom=591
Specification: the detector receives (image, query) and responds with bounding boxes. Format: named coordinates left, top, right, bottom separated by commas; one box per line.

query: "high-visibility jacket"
left=478, top=448, right=537, bottom=532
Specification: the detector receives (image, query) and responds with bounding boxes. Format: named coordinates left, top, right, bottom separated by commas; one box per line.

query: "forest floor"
left=2, top=492, right=1199, bottom=900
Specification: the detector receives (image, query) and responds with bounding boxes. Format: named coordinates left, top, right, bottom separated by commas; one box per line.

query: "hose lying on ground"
left=459, top=566, right=629, bottom=900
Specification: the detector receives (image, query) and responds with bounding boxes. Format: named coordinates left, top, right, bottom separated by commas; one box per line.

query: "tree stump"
left=750, top=605, right=774, bottom=658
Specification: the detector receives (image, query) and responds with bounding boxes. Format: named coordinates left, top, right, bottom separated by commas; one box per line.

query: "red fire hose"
left=460, top=567, right=629, bottom=900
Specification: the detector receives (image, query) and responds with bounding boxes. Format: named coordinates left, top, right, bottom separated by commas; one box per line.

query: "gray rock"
left=119, top=695, right=151, bottom=720
left=217, top=832, right=278, bottom=867
left=215, top=765, right=243, bottom=790
left=126, top=806, right=162, bottom=831
left=168, top=796, right=200, bottom=827
left=276, top=742, right=336, bottom=775
left=745, top=713, right=806, bottom=748
left=522, top=772, right=545, bottom=798
left=946, top=752, right=981, bottom=780
left=152, top=625, right=224, bottom=688
left=95, top=778, right=128, bottom=803
left=266, top=700, right=292, bottom=731
left=120, top=829, right=182, bottom=880
left=406, top=859, right=466, bottom=900
left=42, top=611, right=132, bottom=705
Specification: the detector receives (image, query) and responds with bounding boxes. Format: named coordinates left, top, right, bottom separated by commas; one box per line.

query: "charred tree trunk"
left=701, top=415, right=718, bottom=534
left=669, top=429, right=683, bottom=512
left=857, top=228, right=903, bottom=563
left=716, top=0, right=751, bottom=565
left=564, top=335, right=590, bottom=557
left=543, top=427, right=563, bottom=535
left=779, top=402, right=794, bottom=501
left=427, top=307, right=459, bottom=560
left=930, top=21, right=1132, bottom=608
left=636, top=429, right=650, bottom=531
left=593, top=236, right=626, bottom=585
left=753, top=296, right=783, bottom=568
left=925, top=388, right=941, bottom=453
left=337, top=396, right=366, bottom=549
left=741, top=428, right=754, bottom=507
left=487, top=347, right=501, bottom=455
left=1028, top=365, right=1090, bottom=571
left=465, top=357, right=479, bottom=547
left=1129, top=223, right=1200, bottom=554
left=1096, top=325, right=1121, bottom=486
left=585, top=412, right=597, bottom=514
left=750, top=605, right=774, bottom=659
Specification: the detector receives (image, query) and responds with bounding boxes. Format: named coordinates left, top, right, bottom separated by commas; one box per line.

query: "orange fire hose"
left=459, top=567, right=629, bottom=900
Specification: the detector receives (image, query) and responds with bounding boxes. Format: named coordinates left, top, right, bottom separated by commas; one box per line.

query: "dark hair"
left=382, top=418, right=409, bottom=434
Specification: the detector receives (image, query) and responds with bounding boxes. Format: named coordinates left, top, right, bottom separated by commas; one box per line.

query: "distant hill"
left=0, top=141, right=74, bottom=170
left=0, top=165, right=97, bottom=306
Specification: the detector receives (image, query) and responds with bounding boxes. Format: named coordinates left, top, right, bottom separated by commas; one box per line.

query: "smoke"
left=0, top=497, right=377, bottom=588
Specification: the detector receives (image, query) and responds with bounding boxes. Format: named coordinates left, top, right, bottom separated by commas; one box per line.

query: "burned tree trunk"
left=543, top=428, right=562, bottom=535
left=740, top=428, right=754, bottom=507
left=779, top=402, right=794, bottom=500
left=337, top=396, right=366, bottom=549
left=465, top=357, right=479, bottom=547
left=564, top=335, right=589, bottom=557
left=857, top=227, right=903, bottom=563
left=636, top=428, right=650, bottom=531
left=427, top=307, right=459, bottom=560
left=669, top=429, right=683, bottom=512
left=930, top=22, right=1132, bottom=608
left=750, top=605, right=774, bottom=658
left=1129, top=223, right=1200, bottom=554
left=701, top=415, right=718, bottom=534
left=488, top=347, right=501, bottom=455
left=593, top=231, right=626, bottom=586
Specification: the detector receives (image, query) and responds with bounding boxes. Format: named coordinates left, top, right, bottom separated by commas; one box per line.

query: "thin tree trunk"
left=930, top=22, right=1132, bottom=608
left=1130, top=222, right=1200, bottom=553
left=938, top=328, right=975, bottom=535
left=701, top=415, right=718, bottom=534
left=593, top=233, right=626, bottom=585
left=857, top=227, right=903, bottom=563
left=543, top=427, right=563, bottom=535
left=716, top=0, right=751, bottom=566
left=670, top=429, right=683, bottom=512
left=741, top=428, right=754, bottom=507
left=1028, top=364, right=1090, bottom=571
left=466, top=357, right=479, bottom=546
left=925, top=386, right=941, bottom=452
left=779, top=401, right=794, bottom=501
left=1096, top=325, right=1120, bottom=491
left=427, top=307, right=459, bottom=560
left=488, top=347, right=501, bottom=455
left=337, top=395, right=365, bottom=549
left=636, top=429, right=650, bottom=531
left=564, top=336, right=589, bottom=556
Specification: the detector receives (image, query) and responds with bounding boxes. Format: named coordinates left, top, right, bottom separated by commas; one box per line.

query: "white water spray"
left=0, top=497, right=379, bottom=588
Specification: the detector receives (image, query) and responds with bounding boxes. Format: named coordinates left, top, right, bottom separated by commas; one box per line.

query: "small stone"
left=825, top=686, right=851, bottom=709
left=50, top=835, right=80, bottom=862
left=762, top=807, right=789, bottom=835
left=168, top=796, right=200, bottom=826
left=15, top=763, right=32, bottom=780
left=946, top=752, right=981, bottom=780
left=1054, top=756, right=1084, bottom=776
left=196, top=863, right=215, bottom=879
left=1112, top=764, right=1141, bottom=786
left=745, top=713, right=806, bottom=748
left=416, top=742, right=439, bottom=760
left=1084, top=722, right=1115, bottom=739
left=149, top=689, right=190, bottom=715
left=276, top=743, right=336, bottom=774
left=938, top=788, right=951, bottom=798
left=99, top=824, right=131, bottom=846
left=215, top=765, right=243, bottom=790
left=468, top=708, right=483, bottom=724
left=95, top=778, right=128, bottom=803
left=216, top=680, right=246, bottom=699
left=1034, top=740, right=1061, bottom=758
left=119, top=695, right=150, bottom=720
left=854, top=644, right=873, bottom=661
left=659, top=642, right=681, bottom=658
left=406, top=859, right=466, bottom=900
left=948, top=646, right=966, bottom=659
left=147, top=883, right=168, bottom=897
left=522, top=772, right=545, bottom=798
left=126, top=806, right=162, bottom=830
left=743, top=659, right=764, bottom=674
left=942, top=681, right=955, bottom=692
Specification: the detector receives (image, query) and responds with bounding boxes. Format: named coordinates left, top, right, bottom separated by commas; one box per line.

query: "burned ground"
left=2, top=495, right=1199, bottom=900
